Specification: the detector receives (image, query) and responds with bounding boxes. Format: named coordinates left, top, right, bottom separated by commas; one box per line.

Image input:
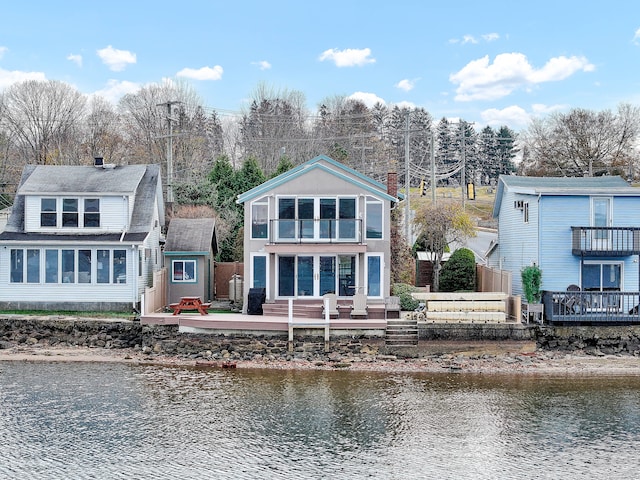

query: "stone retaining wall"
left=2, top=316, right=640, bottom=359
left=534, top=325, right=640, bottom=355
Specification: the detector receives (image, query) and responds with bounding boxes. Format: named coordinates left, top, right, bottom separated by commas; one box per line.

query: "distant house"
left=236, top=155, right=400, bottom=313
left=0, top=162, right=165, bottom=311
left=486, top=175, right=640, bottom=323
left=163, top=217, right=217, bottom=305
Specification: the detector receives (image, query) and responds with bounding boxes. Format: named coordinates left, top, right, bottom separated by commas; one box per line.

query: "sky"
left=1, top=1, right=639, bottom=131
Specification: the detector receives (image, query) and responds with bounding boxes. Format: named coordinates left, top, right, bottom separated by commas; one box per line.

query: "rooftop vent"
left=94, top=156, right=116, bottom=169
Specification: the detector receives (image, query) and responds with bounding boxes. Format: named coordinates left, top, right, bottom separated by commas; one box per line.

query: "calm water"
left=1, top=362, right=639, bottom=479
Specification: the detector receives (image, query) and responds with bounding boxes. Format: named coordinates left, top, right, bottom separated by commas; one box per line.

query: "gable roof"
left=493, top=175, right=640, bottom=217
left=0, top=163, right=163, bottom=242
left=236, top=154, right=401, bottom=204
left=164, top=218, right=217, bottom=254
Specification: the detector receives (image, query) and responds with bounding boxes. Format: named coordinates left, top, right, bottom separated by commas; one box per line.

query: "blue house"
left=486, top=175, right=640, bottom=324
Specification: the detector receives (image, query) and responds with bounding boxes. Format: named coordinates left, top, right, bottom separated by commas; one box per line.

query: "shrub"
left=438, top=248, right=476, bottom=292
left=521, top=264, right=542, bottom=303
left=392, top=283, right=420, bottom=311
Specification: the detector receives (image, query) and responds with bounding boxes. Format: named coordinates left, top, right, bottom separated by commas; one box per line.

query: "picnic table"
left=170, top=296, right=211, bottom=315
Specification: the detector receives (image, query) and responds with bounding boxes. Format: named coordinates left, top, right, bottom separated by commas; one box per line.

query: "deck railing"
left=571, top=227, right=640, bottom=256
left=543, top=290, right=640, bottom=324
left=269, top=218, right=363, bottom=243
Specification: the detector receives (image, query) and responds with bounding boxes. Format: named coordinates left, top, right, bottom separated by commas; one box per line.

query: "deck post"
left=287, top=298, right=294, bottom=352
left=324, top=297, right=330, bottom=352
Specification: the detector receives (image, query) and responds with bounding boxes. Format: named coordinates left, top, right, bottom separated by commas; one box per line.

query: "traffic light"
left=466, top=182, right=475, bottom=200
left=420, top=179, right=427, bottom=196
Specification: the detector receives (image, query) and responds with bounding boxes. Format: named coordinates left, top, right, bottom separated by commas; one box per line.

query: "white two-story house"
left=0, top=162, right=165, bottom=312
left=236, top=155, right=399, bottom=316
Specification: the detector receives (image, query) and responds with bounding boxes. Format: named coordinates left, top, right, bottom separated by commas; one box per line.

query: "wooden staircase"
left=385, top=318, right=419, bottom=347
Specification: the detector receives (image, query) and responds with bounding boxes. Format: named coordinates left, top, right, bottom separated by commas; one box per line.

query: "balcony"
left=269, top=218, right=364, bottom=244
left=543, top=290, right=640, bottom=325
left=571, top=227, right=640, bottom=256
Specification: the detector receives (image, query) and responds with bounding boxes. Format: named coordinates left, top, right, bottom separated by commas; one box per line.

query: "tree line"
left=0, top=79, right=525, bottom=205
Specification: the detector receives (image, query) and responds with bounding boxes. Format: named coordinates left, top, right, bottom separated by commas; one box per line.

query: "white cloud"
left=450, top=52, right=595, bottom=101
left=252, top=60, right=271, bottom=70
left=450, top=33, right=499, bottom=45
left=97, top=45, right=136, bottom=72
left=396, top=79, right=417, bottom=92
left=319, top=48, right=375, bottom=67
left=177, top=65, right=223, bottom=81
left=481, top=103, right=569, bottom=129
left=0, top=68, right=46, bottom=89
left=481, top=105, right=531, bottom=127
left=0, top=46, right=7, bottom=59
left=633, top=28, right=640, bottom=45
left=67, top=53, right=82, bottom=67
left=91, top=79, right=140, bottom=103
left=348, top=91, right=385, bottom=107
left=462, top=35, right=478, bottom=45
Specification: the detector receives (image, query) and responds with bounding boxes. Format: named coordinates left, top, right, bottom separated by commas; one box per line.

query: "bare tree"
left=239, top=83, right=310, bottom=174
left=521, top=104, right=640, bottom=177
left=83, top=96, right=125, bottom=163
left=413, top=202, right=476, bottom=291
left=1, top=80, right=86, bottom=165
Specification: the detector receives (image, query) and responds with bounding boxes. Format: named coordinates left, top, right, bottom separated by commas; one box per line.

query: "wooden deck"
left=140, top=311, right=387, bottom=336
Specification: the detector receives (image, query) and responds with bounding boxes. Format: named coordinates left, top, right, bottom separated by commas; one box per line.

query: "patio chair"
left=350, top=293, right=369, bottom=318
left=563, top=284, right=585, bottom=314
left=322, top=293, right=340, bottom=318
left=384, top=296, right=401, bottom=319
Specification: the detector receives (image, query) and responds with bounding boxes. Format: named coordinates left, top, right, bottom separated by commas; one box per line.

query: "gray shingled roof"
left=164, top=218, right=217, bottom=253
left=493, top=174, right=640, bottom=218
left=499, top=174, right=635, bottom=193
left=0, top=164, right=163, bottom=242
left=19, top=164, right=148, bottom=194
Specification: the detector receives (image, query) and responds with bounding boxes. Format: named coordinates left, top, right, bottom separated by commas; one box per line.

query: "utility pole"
left=157, top=100, right=182, bottom=214
left=461, top=124, right=466, bottom=210
left=358, top=134, right=374, bottom=175
left=404, top=112, right=411, bottom=241
left=430, top=133, right=436, bottom=204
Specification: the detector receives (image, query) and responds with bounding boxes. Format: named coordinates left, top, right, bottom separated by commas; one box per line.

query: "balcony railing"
left=571, top=227, right=640, bottom=256
left=269, top=218, right=363, bottom=243
left=542, top=290, right=640, bottom=324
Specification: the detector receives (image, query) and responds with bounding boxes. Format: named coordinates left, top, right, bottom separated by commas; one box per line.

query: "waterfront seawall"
left=1, top=316, right=640, bottom=359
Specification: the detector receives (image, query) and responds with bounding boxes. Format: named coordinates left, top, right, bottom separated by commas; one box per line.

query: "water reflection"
left=1, top=362, right=640, bottom=479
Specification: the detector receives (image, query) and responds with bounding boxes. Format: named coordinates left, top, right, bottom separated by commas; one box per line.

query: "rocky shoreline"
left=1, top=314, right=640, bottom=375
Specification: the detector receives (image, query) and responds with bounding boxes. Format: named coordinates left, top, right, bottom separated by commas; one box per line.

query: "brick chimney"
left=387, top=172, right=398, bottom=198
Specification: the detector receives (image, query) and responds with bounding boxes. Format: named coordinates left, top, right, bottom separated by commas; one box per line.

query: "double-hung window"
left=62, top=199, right=79, bottom=227
left=40, top=199, right=57, bottom=227
left=84, top=199, right=100, bottom=227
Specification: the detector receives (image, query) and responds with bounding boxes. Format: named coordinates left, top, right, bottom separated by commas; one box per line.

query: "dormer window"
left=40, top=199, right=57, bottom=227
left=84, top=199, right=100, bottom=227
left=39, top=197, right=101, bottom=229
left=62, top=199, right=78, bottom=227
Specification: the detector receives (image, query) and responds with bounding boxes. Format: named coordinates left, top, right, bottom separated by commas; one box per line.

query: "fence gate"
left=215, top=262, right=244, bottom=299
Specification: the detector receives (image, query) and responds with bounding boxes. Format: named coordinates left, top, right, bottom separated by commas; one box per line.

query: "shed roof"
left=164, top=217, right=217, bottom=254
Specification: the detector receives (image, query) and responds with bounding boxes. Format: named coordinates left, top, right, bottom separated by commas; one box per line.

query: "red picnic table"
left=170, top=296, right=212, bottom=315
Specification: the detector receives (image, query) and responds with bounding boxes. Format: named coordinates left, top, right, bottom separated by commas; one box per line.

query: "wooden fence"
left=142, top=268, right=167, bottom=315
left=476, top=264, right=511, bottom=295
left=215, top=262, right=244, bottom=300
